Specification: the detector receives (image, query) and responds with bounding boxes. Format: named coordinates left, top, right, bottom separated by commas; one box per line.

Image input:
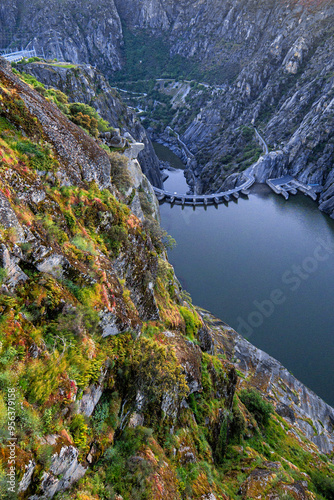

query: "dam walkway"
left=153, top=127, right=320, bottom=206
left=153, top=173, right=255, bottom=206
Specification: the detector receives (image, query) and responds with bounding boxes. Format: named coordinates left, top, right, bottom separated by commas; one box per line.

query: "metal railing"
left=2, top=48, right=37, bottom=63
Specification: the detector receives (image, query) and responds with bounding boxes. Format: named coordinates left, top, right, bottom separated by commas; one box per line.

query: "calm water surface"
left=153, top=142, right=189, bottom=193
left=156, top=148, right=334, bottom=406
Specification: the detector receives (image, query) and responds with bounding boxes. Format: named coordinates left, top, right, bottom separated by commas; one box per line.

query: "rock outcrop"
left=0, top=58, right=112, bottom=190
left=27, top=444, right=87, bottom=499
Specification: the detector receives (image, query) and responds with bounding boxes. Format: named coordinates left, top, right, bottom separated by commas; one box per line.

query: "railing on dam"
left=2, top=48, right=38, bottom=63
left=154, top=172, right=320, bottom=206
left=154, top=126, right=320, bottom=206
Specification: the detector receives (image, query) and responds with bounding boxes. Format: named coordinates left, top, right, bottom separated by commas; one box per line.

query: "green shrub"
left=0, top=346, right=18, bottom=367
left=239, top=388, right=273, bottom=427
left=214, top=411, right=233, bottom=463
left=138, top=190, right=152, bottom=216
left=64, top=211, right=76, bottom=229
left=100, top=427, right=154, bottom=499
left=42, top=408, right=53, bottom=433
left=0, top=116, right=15, bottom=131
left=16, top=70, right=112, bottom=139
left=179, top=306, right=201, bottom=337
left=104, top=225, right=128, bottom=256
left=70, top=111, right=99, bottom=138
left=26, top=57, right=42, bottom=63
left=36, top=214, right=68, bottom=244
left=15, top=140, right=55, bottom=171
left=36, top=444, right=54, bottom=467
left=310, top=470, right=334, bottom=499
left=112, top=335, right=188, bottom=426
left=0, top=370, right=16, bottom=391
left=23, top=356, right=66, bottom=405
left=16, top=400, right=42, bottom=436
left=68, top=102, right=111, bottom=137
left=241, top=126, right=254, bottom=141
left=92, top=400, right=110, bottom=432
left=230, top=400, right=246, bottom=443
left=70, top=414, right=88, bottom=450
left=143, top=218, right=176, bottom=253
left=71, top=235, right=97, bottom=255
left=0, top=464, right=16, bottom=499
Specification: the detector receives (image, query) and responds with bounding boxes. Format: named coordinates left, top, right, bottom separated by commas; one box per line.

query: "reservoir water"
left=155, top=144, right=334, bottom=406
left=153, top=142, right=189, bottom=193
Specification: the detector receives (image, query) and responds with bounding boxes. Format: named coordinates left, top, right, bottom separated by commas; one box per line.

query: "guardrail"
left=2, top=49, right=37, bottom=63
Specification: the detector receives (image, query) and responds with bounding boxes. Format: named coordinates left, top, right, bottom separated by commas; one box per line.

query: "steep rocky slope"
left=0, top=58, right=334, bottom=500
left=113, top=0, right=334, bottom=213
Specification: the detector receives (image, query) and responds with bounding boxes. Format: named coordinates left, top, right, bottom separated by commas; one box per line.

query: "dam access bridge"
left=153, top=173, right=255, bottom=206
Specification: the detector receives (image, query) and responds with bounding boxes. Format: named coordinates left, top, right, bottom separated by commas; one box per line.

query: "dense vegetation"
left=113, top=25, right=241, bottom=86
left=14, top=70, right=112, bottom=138
left=114, top=26, right=202, bottom=84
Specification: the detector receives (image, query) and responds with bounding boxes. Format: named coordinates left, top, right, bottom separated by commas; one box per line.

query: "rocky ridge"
left=199, top=311, right=334, bottom=455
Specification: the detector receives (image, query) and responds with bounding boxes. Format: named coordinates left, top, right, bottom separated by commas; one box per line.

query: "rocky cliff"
left=0, top=0, right=123, bottom=73
left=16, top=61, right=163, bottom=189
left=112, top=0, right=334, bottom=214
left=0, top=58, right=334, bottom=500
